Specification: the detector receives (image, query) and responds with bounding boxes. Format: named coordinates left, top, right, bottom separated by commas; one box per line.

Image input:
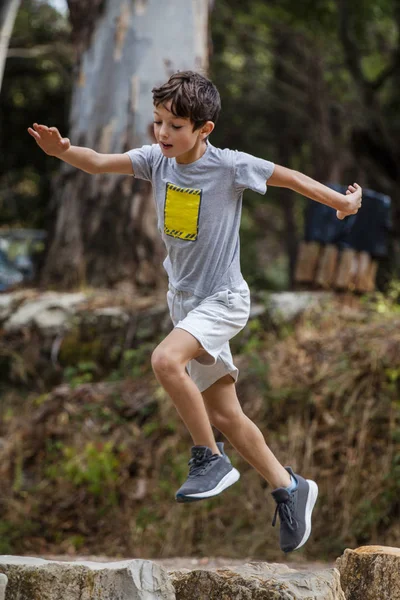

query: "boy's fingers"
left=50, top=127, right=61, bottom=138
left=27, top=127, right=40, bottom=141
left=35, top=123, right=48, bottom=132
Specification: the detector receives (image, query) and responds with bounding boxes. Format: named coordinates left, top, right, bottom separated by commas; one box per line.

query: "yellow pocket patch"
left=164, top=182, right=202, bottom=241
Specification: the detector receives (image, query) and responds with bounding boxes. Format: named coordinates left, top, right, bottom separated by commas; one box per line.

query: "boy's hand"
left=27, top=123, right=70, bottom=157
left=336, top=183, right=362, bottom=220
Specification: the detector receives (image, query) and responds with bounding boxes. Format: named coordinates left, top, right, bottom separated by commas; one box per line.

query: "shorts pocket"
left=214, top=289, right=233, bottom=309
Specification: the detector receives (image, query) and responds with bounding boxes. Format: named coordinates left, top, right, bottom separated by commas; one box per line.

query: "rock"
left=170, top=562, right=345, bottom=599
left=266, top=292, right=331, bottom=324
left=0, top=291, right=27, bottom=322
left=4, top=293, right=86, bottom=333
left=93, top=307, right=130, bottom=324
left=0, top=574, right=7, bottom=600
left=337, top=545, right=400, bottom=600
left=0, top=556, right=175, bottom=600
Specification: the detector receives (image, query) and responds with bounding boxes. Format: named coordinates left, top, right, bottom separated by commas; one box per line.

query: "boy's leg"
left=202, top=374, right=318, bottom=553
left=201, top=374, right=291, bottom=489
left=151, top=327, right=220, bottom=456
left=152, top=328, right=241, bottom=502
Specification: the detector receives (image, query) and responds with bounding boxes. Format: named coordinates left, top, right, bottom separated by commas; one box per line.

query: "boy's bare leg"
left=202, top=374, right=291, bottom=489
left=151, top=328, right=220, bottom=456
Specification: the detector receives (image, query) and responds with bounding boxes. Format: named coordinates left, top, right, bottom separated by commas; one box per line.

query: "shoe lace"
left=188, top=454, right=219, bottom=476
left=272, top=496, right=298, bottom=531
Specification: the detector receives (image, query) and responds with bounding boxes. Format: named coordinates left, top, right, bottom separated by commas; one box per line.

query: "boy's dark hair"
left=152, top=71, right=221, bottom=132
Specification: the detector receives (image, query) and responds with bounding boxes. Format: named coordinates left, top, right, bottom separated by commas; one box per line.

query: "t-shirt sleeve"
left=126, top=144, right=156, bottom=181
left=233, top=150, right=275, bottom=194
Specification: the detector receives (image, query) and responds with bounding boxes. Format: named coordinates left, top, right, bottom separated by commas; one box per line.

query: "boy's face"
left=153, top=101, right=213, bottom=163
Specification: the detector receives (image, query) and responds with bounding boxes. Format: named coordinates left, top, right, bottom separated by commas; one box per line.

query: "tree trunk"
left=42, top=0, right=211, bottom=291
left=272, top=31, right=304, bottom=288
left=0, top=0, right=21, bottom=93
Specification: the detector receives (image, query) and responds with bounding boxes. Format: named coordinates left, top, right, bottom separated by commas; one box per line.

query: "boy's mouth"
left=160, top=142, right=173, bottom=149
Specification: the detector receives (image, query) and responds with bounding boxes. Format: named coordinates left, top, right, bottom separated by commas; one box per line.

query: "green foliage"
left=120, top=346, right=152, bottom=377
left=33, top=392, right=50, bottom=406
left=0, top=518, right=40, bottom=554
left=366, top=280, right=400, bottom=315
left=65, top=534, right=86, bottom=551
left=45, top=441, right=120, bottom=504
left=63, top=361, right=98, bottom=387
left=107, top=345, right=153, bottom=382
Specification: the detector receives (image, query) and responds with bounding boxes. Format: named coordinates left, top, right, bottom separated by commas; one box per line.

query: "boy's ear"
left=201, top=121, right=215, bottom=138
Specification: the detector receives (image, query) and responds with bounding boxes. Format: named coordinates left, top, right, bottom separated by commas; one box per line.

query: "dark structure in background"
left=0, top=230, right=46, bottom=291
left=295, top=186, right=392, bottom=292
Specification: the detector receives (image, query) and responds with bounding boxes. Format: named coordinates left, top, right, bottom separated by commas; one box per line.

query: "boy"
left=28, top=71, right=362, bottom=553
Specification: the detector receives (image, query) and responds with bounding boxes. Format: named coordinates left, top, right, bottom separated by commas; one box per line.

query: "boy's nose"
left=160, top=125, right=169, bottom=139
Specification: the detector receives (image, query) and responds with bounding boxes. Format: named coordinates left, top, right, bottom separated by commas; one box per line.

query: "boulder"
left=170, top=562, right=345, bottom=599
left=0, top=291, right=27, bottom=322
left=337, top=545, right=400, bottom=600
left=4, top=292, right=86, bottom=333
left=0, top=574, right=7, bottom=600
left=266, top=292, right=332, bottom=325
left=0, top=556, right=175, bottom=600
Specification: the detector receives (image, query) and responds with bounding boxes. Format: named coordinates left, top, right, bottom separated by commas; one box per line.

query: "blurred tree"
left=3, top=0, right=400, bottom=288
left=0, top=0, right=72, bottom=228
left=210, top=1, right=339, bottom=286
left=335, top=0, right=400, bottom=232
left=0, top=0, right=21, bottom=91
left=210, top=0, right=400, bottom=284
left=41, top=0, right=212, bottom=290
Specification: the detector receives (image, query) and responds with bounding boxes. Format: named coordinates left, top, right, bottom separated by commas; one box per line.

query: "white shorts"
left=167, top=281, right=251, bottom=392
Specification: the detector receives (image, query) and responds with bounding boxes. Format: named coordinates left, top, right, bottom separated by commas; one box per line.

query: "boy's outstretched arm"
left=27, top=123, right=133, bottom=175
left=268, top=165, right=362, bottom=220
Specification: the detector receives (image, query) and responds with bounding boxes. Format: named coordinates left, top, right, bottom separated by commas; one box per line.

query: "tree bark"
left=0, top=0, right=21, bottom=93
left=42, top=0, right=211, bottom=291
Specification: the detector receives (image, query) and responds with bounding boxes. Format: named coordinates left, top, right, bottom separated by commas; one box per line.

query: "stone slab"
left=170, top=561, right=345, bottom=599
left=0, top=556, right=175, bottom=600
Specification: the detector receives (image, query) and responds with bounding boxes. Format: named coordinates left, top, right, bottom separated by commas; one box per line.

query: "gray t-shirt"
left=127, top=142, right=274, bottom=297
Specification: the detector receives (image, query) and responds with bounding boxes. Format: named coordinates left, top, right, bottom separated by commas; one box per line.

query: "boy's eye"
left=153, top=121, right=183, bottom=130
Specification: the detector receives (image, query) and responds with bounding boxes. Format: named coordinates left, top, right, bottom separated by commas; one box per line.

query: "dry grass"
left=0, top=300, right=399, bottom=561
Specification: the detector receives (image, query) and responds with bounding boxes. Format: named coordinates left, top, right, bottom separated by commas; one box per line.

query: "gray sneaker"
left=216, top=441, right=231, bottom=463
left=175, top=444, right=240, bottom=503
left=271, top=467, right=318, bottom=553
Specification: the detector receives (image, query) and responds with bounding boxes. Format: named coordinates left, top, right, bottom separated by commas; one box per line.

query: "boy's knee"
left=209, top=408, right=243, bottom=433
left=151, top=346, right=183, bottom=378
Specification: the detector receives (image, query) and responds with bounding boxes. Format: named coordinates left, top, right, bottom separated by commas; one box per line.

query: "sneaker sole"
left=176, top=467, right=240, bottom=503
left=293, top=479, right=318, bottom=551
